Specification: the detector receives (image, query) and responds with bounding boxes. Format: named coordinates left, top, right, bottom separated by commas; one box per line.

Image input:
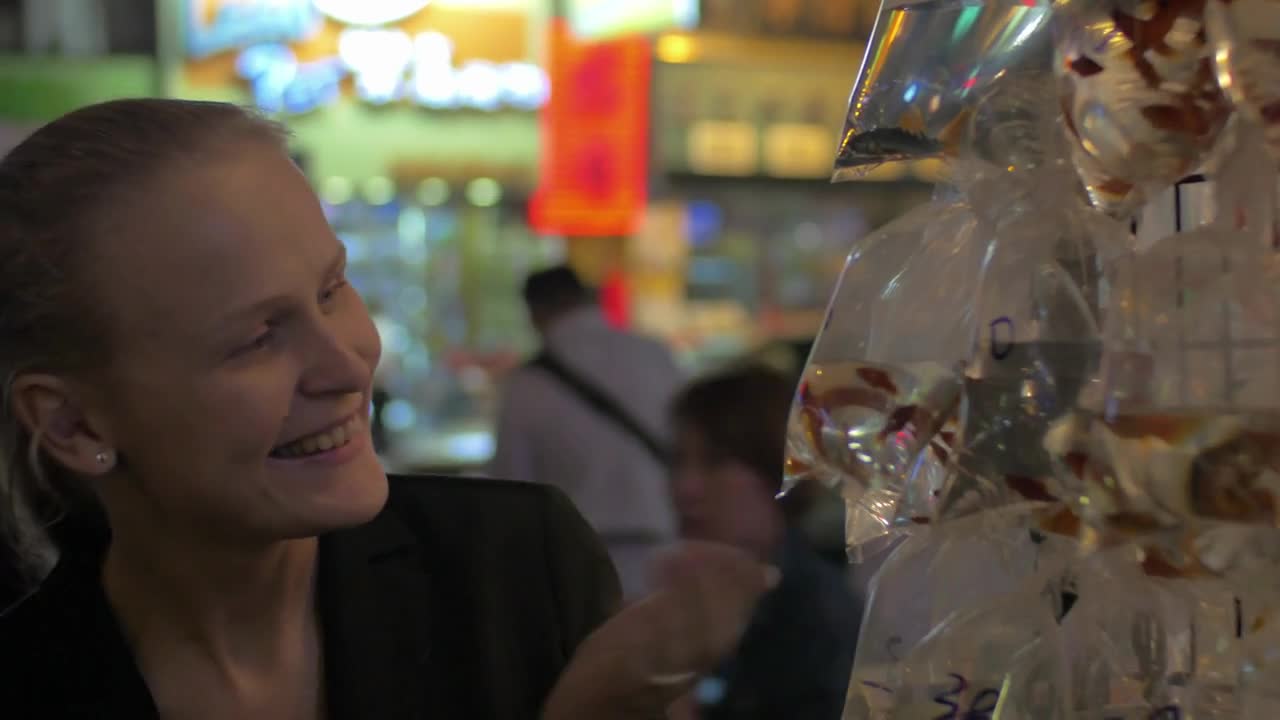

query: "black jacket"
left=0, top=474, right=621, bottom=718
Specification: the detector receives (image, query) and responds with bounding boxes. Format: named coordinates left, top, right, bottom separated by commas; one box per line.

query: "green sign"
left=0, top=56, right=158, bottom=122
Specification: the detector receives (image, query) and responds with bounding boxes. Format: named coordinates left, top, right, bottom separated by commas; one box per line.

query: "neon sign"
left=312, top=0, right=433, bottom=26
left=237, top=28, right=547, bottom=113
left=236, top=44, right=345, bottom=114
left=186, top=1, right=319, bottom=58
left=530, top=20, right=650, bottom=237
left=187, top=1, right=548, bottom=114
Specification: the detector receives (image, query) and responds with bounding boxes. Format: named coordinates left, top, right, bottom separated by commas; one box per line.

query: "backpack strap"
left=529, top=352, right=670, bottom=466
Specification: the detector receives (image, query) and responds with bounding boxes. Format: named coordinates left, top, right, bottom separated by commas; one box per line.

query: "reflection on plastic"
left=783, top=200, right=984, bottom=551
left=1206, top=0, right=1280, bottom=159
left=1053, top=0, right=1232, bottom=216
left=832, top=0, right=1055, bottom=179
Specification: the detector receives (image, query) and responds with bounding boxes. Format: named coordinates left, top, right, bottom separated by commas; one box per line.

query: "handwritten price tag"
left=932, top=673, right=1000, bottom=719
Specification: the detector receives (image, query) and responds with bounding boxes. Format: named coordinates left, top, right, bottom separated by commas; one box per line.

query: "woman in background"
left=669, top=365, right=862, bottom=720
left=0, top=98, right=770, bottom=718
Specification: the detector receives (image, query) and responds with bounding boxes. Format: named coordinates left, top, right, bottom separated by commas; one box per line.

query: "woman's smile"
left=268, top=423, right=371, bottom=467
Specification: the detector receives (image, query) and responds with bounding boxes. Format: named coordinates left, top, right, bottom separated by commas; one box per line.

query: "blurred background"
left=0, top=0, right=940, bottom=474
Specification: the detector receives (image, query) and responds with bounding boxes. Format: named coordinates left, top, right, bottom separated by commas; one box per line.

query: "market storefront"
left=639, top=7, right=937, bottom=374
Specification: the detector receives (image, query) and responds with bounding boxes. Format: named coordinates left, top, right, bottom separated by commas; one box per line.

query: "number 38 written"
left=933, top=673, right=999, bottom=719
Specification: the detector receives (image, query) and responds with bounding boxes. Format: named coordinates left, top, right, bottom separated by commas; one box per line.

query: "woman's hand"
left=543, top=542, right=777, bottom=720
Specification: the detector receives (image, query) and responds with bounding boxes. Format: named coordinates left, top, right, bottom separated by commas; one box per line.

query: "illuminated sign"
left=186, top=0, right=318, bottom=58
left=339, top=29, right=547, bottom=109
left=529, top=20, right=651, bottom=236
left=312, top=0, right=433, bottom=26
left=185, top=1, right=548, bottom=114
left=235, top=44, right=345, bottom=114
left=565, top=0, right=698, bottom=40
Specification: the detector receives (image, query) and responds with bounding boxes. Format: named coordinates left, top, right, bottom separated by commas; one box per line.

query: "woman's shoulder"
left=0, top=588, right=71, bottom=695
left=0, top=548, right=94, bottom=649
left=378, top=473, right=618, bottom=596
left=0, top=549, right=148, bottom=714
left=385, top=472, right=569, bottom=511
left=383, top=473, right=620, bottom=616
left=320, top=475, right=621, bottom=716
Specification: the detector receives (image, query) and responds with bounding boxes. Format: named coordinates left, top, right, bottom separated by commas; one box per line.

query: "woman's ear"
left=9, top=374, right=115, bottom=476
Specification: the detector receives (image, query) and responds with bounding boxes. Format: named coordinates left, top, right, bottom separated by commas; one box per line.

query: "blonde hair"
left=0, top=98, right=289, bottom=591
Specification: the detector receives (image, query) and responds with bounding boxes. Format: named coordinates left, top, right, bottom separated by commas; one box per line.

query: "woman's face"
left=78, top=141, right=386, bottom=544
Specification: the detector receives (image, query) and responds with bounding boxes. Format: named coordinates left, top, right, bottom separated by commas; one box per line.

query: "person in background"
left=669, top=365, right=862, bottom=720
left=490, top=265, right=682, bottom=600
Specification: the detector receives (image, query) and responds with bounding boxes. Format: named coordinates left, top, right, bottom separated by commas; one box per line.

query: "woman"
left=668, top=365, right=861, bottom=720
left=0, top=99, right=772, bottom=718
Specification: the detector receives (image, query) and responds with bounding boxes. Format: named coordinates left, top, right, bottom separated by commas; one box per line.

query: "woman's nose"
left=299, top=319, right=373, bottom=396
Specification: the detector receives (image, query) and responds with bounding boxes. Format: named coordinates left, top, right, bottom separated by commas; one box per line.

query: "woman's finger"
left=546, top=541, right=778, bottom=718
left=650, top=543, right=779, bottom=674
left=653, top=541, right=778, bottom=594
left=694, top=558, right=776, bottom=667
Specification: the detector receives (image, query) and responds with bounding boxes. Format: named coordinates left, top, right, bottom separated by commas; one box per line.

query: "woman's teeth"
left=271, top=416, right=361, bottom=459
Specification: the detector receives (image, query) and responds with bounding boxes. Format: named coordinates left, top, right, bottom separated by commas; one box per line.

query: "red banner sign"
left=528, top=20, right=651, bottom=237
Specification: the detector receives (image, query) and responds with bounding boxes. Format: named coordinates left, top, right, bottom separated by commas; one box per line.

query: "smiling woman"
left=0, top=98, right=775, bottom=720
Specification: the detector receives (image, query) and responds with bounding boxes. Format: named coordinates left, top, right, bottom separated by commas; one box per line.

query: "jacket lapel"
left=318, top=508, right=433, bottom=720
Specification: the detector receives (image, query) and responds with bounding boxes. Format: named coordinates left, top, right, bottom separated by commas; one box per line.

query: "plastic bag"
left=832, top=0, right=1055, bottom=179
left=1238, top=599, right=1280, bottom=717
left=1053, top=0, right=1234, bottom=216
left=843, top=525, right=1071, bottom=718
left=880, top=532, right=1070, bottom=717
left=1043, top=215, right=1280, bottom=578
left=785, top=198, right=988, bottom=554
left=1206, top=0, right=1280, bottom=160
left=1059, top=552, right=1202, bottom=717
left=931, top=167, right=1126, bottom=532
left=808, top=2, right=1280, bottom=717
left=1206, top=117, right=1279, bottom=251
left=887, top=574, right=1071, bottom=719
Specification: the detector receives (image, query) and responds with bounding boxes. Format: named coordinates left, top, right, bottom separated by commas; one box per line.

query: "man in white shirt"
left=490, top=266, right=681, bottom=600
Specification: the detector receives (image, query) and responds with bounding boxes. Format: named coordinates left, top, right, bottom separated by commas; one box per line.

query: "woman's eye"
left=320, top=278, right=348, bottom=304
left=235, top=328, right=275, bottom=356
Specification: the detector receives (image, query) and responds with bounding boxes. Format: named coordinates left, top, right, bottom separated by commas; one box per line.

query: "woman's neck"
left=102, top=529, right=326, bottom=718
left=103, top=528, right=320, bottom=667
